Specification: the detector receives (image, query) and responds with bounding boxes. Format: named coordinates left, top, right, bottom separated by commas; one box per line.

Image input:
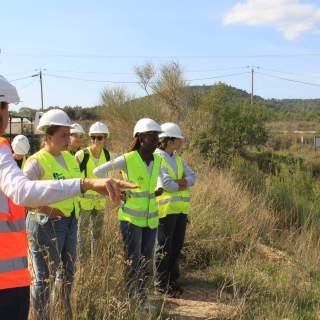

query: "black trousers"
left=0, top=286, right=30, bottom=320
left=154, top=213, right=188, bottom=288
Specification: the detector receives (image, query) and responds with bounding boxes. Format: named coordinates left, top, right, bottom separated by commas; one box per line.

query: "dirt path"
left=152, top=283, right=235, bottom=319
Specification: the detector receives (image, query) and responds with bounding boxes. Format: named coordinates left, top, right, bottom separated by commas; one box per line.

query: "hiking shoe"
left=170, top=282, right=184, bottom=296
left=154, top=286, right=181, bottom=298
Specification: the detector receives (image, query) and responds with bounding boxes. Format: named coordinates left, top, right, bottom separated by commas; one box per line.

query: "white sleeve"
left=0, top=144, right=82, bottom=208
left=93, top=155, right=127, bottom=177
left=182, top=160, right=196, bottom=187
left=160, top=166, right=180, bottom=192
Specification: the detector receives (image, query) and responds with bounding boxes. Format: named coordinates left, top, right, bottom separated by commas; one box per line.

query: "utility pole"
left=251, top=68, right=254, bottom=106
left=32, top=69, right=45, bottom=111
left=39, top=69, right=44, bottom=111
left=247, top=66, right=259, bottom=105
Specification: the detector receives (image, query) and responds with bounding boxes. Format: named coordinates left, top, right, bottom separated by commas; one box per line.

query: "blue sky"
left=1, top=0, right=320, bottom=110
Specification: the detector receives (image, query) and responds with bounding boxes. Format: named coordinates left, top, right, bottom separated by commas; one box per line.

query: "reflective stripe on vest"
left=0, top=219, right=25, bottom=232
left=26, top=149, right=82, bottom=218
left=79, top=148, right=108, bottom=211
left=157, top=155, right=190, bottom=218
left=0, top=256, right=28, bottom=273
left=157, top=195, right=190, bottom=206
left=118, top=151, right=161, bottom=229
left=126, top=191, right=156, bottom=199
left=0, top=137, right=31, bottom=290
left=122, top=207, right=158, bottom=219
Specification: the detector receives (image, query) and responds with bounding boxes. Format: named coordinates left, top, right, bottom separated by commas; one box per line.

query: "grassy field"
left=27, top=97, right=320, bottom=319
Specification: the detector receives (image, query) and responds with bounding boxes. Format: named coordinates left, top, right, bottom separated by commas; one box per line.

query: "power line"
left=45, top=71, right=250, bottom=84
left=44, top=73, right=140, bottom=84
left=10, top=75, right=35, bottom=82
left=185, top=71, right=250, bottom=82
left=256, top=72, right=320, bottom=88
left=3, top=51, right=320, bottom=59
left=46, top=66, right=248, bottom=76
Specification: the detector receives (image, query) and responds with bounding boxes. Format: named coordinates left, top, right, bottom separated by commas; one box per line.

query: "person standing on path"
left=94, top=118, right=163, bottom=310
left=154, top=122, right=196, bottom=297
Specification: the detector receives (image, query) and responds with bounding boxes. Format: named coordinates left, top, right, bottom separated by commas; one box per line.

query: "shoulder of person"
left=75, top=149, right=85, bottom=161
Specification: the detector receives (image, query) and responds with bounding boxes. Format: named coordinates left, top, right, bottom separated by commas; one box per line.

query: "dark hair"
left=130, top=136, right=141, bottom=151
left=45, top=125, right=63, bottom=136
left=0, top=102, right=8, bottom=131
left=43, top=126, right=64, bottom=144
left=0, top=101, right=8, bottom=110
left=158, top=137, right=175, bottom=150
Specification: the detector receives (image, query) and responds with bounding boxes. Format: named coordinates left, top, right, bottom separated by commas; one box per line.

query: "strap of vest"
left=79, top=148, right=90, bottom=177
left=80, top=148, right=110, bottom=177
left=15, top=159, right=23, bottom=169
left=103, top=148, right=110, bottom=162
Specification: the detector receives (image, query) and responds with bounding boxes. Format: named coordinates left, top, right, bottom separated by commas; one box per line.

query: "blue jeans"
left=26, top=213, right=78, bottom=320
left=120, top=221, right=156, bottom=302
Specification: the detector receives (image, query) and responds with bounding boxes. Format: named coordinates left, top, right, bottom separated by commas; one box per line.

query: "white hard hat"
left=89, top=122, right=110, bottom=136
left=0, top=75, right=20, bottom=104
left=159, top=122, right=184, bottom=139
left=37, top=109, right=71, bottom=132
left=70, top=123, right=85, bottom=134
left=11, top=135, right=30, bottom=155
left=133, top=118, right=161, bottom=137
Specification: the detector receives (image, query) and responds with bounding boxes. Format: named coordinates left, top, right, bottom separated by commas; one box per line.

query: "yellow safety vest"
left=118, top=151, right=161, bottom=229
left=27, top=149, right=82, bottom=218
left=157, top=155, right=190, bottom=218
left=78, top=148, right=108, bottom=211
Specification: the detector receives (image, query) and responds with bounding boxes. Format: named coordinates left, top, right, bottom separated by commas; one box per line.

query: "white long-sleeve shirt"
left=155, top=149, right=196, bottom=192
left=93, top=155, right=156, bottom=177
left=0, top=142, right=82, bottom=213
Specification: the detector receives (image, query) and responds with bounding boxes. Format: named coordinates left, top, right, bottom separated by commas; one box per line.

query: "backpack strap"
left=103, top=148, right=110, bottom=162
left=79, top=148, right=90, bottom=177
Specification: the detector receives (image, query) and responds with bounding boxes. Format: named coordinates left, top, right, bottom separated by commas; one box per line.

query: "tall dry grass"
left=27, top=100, right=320, bottom=319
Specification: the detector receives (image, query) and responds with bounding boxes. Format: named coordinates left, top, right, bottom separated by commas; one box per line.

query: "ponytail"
left=130, top=136, right=141, bottom=151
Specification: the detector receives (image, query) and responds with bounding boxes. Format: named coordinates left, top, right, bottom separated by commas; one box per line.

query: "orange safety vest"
left=0, top=137, right=31, bottom=290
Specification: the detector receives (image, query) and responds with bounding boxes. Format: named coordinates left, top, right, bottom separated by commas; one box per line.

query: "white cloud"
left=223, top=0, right=320, bottom=40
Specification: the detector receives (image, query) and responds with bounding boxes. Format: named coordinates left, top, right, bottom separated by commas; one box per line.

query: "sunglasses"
left=90, top=136, right=104, bottom=141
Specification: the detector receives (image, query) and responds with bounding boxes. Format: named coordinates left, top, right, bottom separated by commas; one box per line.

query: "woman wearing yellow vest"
left=11, top=135, right=30, bottom=169
left=94, top=118, right=162, bottom=308
left=75, top=121, right=111, bottom=260
left=0, top=75, right=136, bottom=320
left=154, top=123, right=196, bottom=297
left=24, top=109, right=83, bottom=320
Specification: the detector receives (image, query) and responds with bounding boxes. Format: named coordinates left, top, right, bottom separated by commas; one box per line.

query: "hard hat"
left=133, top=118, right=161, bottom=137
left=89, top=122, right=110, bottom=136
left=37, top=109, right=71, bottom=132
left=0, top=75, right=20, bottom=104
left=159, top=122, right=184, bottom=139
left=11, top=135, right=30, bottom=155
left=70, top=123, right=85, bottom=134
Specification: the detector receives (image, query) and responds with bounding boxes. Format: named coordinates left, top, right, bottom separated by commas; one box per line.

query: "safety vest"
left=157, top=155, right=190, bottom=218
left=78, top=148, right=109, bottom=211
left=118, top=151, right=161, bottom=229
left=27, top=149, right=82, bottom=219
left=0, top=137, right=31, bottom=290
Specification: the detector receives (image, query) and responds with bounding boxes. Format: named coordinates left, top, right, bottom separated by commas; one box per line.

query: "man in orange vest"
left=0, top=75, right=136, bottom=320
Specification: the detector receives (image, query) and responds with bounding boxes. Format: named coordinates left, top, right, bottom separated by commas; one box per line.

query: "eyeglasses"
left=90, top=136, right=104, bottom=141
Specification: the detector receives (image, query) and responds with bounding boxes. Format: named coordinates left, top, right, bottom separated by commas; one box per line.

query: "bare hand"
left=83, top=178, right=138, bottom=202
left=176, top=179, right=188, bottom=189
